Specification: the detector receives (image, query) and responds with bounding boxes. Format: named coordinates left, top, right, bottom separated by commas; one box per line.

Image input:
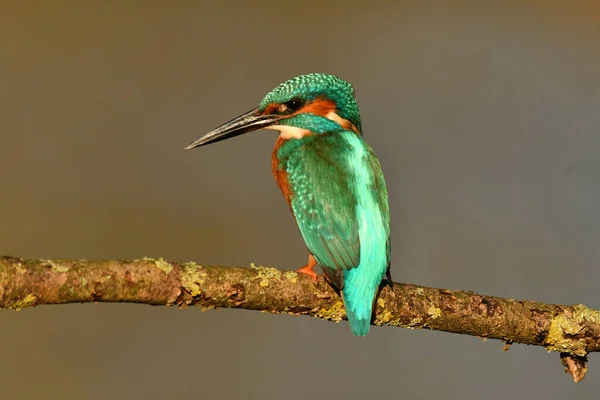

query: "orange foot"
left=296, top=253, right=318, bottom=281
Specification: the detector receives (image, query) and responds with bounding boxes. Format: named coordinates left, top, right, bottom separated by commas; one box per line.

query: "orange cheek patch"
left=296, top=98, right=336, bottom=117
left=263, top=103, right=279, bottom=114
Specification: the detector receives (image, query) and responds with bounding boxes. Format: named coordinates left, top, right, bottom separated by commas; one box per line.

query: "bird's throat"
left=270, top=125, right=313, bottom=140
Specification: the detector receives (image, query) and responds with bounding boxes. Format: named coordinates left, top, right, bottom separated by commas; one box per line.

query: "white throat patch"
left=269, top=125, right=312, bottom=140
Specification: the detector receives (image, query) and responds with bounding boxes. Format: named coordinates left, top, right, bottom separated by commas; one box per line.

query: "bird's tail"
left=345, top=304, right=372, bottom=336
left=342, top=271, right=378, bottom=336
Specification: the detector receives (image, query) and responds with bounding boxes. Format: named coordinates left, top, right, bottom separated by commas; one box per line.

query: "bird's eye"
left=284, top=98, right=303, bottom=112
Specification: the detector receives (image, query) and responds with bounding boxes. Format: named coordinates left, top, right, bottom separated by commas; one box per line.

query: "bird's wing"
left=287, top=131, right=389, bottom=289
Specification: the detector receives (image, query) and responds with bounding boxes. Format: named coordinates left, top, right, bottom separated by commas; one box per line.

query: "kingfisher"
left=185, top=73, right=391, bottom=336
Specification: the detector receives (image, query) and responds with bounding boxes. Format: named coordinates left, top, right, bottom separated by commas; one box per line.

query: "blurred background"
left=1, top=1, right=599, bottom=399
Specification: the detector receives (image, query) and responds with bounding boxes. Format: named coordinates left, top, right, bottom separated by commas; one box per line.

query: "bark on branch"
left=1, top=255, right=598, bottom=383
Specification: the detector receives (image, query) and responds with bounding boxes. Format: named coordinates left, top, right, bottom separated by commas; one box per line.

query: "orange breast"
left=271, top=136, right=293, bottom=207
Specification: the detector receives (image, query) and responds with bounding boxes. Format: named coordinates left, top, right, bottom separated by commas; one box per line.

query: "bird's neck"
left=272, top=113, right=350, bottom=137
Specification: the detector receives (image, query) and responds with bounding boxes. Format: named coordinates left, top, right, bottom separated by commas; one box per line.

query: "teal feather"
left=275, top=119, right=390, bottom=336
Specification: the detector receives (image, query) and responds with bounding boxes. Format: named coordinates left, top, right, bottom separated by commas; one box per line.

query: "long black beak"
left=184, top=107, right=281, bottom=150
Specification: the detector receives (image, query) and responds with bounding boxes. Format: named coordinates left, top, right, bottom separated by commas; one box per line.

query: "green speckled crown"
left=259, top=73, right=362, bottom=133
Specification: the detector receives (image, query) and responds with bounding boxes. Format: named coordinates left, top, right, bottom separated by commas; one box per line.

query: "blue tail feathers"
left=346, top=307, right=371, bottom=336
left=342, top=267, right=381, bottom=336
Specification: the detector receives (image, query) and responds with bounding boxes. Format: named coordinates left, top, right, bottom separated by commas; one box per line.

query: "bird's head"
left=185, top=73, right=362, bottom=150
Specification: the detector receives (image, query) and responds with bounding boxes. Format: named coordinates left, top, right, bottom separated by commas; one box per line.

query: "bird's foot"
left=297, top=264, right=319, bottom=281
left=296, top=254, right=318, bottom=282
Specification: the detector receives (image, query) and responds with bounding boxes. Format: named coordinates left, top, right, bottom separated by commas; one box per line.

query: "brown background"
left=2, top=1, right=600, bottom=399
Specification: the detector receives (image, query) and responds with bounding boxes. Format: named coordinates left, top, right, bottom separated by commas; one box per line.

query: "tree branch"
left=1, top=255, right=598, bottom=382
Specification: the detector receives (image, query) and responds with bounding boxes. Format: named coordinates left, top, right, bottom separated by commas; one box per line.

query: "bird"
left=185, top=73, right=391, bottom=336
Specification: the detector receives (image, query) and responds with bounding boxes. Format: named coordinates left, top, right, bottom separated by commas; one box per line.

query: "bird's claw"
left=296, top=264, right=318, bottom=282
